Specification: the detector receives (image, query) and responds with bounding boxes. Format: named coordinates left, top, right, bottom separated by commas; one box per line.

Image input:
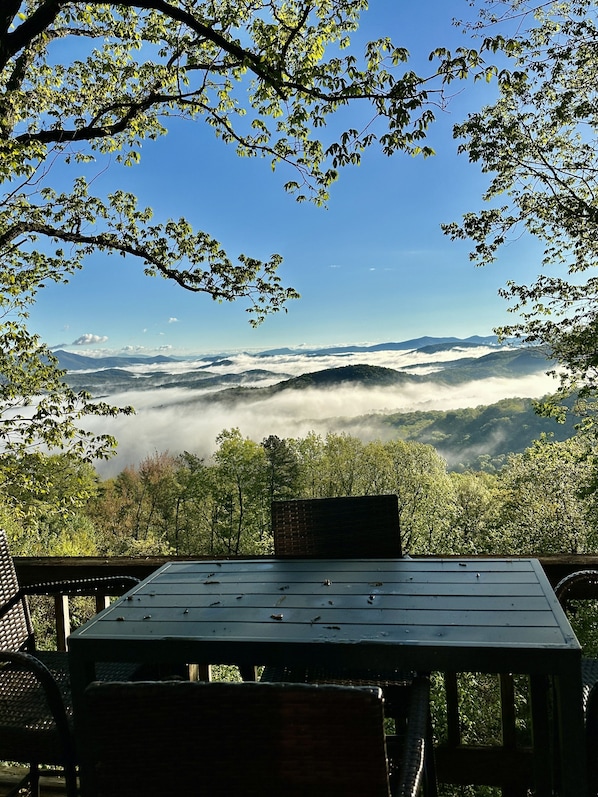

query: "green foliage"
left=494, top=434, right=598, bottom=554
left=444, top=0, right=598, bottom=427
left=86, top=452, right=180, bottom=556
left=0, top=302, right=134, bottom=461
left=75, top=426, right=598, bottom=558
left=86, top=430, right=457, bottom=556
left=0, top=0, right=481, bottom=319
left=262, top=434, right=301, bottom=501
left=2, top=452, right=102, bottom=554
left=211, top=428, right=271, bottom=555
left=10, top=427, right=598, bottom=797
left=443, top=470, right=503, bottom=554
left=377, top=395, right=579, bottom=471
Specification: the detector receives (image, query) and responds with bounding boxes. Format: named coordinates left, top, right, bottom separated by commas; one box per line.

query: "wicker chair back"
left=272, top=494, right=401, bottom=558
left=84, top=680, right=392, bottom=797
left=0, top=529, right=33, bottom=651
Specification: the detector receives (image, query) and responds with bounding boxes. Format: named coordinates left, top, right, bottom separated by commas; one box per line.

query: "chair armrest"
left=20, top=575, right=140, bottom=597
left=0, top=650, right=74, bottom=757
left=555, top=570, right=598, bottom=610
left=0, top=576, right=140, bottom=622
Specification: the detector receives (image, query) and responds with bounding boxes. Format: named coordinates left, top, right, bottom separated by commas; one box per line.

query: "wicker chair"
left=555, top=569, right=598, bottom=796
left=83, top=678, right=431, bottom=797
left=271, top=494, right=403, bottom=558
left=555, top=570, right=598, bottom=713
left=258, top=495, right=436, bottom=796
left=0, top=528, right=140, bottom=797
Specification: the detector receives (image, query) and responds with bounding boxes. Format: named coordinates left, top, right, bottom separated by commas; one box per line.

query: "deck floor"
left=0, top=766, right=69, bottom=795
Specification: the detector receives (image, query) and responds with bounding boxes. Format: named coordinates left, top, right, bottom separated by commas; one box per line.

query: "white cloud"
left=87, top=365, right=559, bottom=478
left=168, top=317, right=179, bottom=324
left=72, top=334, right=109, bottom=345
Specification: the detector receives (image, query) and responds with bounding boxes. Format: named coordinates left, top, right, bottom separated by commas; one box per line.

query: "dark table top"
left=68, top=557, right=580, bottom=675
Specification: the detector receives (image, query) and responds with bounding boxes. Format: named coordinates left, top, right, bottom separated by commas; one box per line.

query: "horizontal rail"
left=15, top=552, right=598, bottom=587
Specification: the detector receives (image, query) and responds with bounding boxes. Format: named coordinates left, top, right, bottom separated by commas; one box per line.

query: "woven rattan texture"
left=555, top=569, right=598, bottom=712
left=266, top=496, right=408, bottom=693
left=264, top=496, right=435, bottom=796
left=555, top=569, right=598, bottom=796
left=0, top=531, right=33, bottom=651
left=266, top=496, right=414, bottom=691
left=0, top=659, right=69, bottom=764
left=0, top=653, right=143, bottom=755
left=272, top=494, right=402, bottom=558
left=85, top=680, right=392, bottom=797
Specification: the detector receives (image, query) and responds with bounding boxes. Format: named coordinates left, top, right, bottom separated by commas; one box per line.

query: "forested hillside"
left=368, top=397, right=579, bottom=470
left=4, top=431, right=596, bottom=563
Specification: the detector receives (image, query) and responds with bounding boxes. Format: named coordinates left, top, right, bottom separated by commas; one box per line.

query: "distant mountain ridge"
left=53, top=350, right=180, bottom=370
left=275, top=364, right=414, bottom=389
left=59, top=343, right=552, bottom=399
left=52, top=335, right=507, bottom=371
left=352, top=396, right=578, bottom=471
left=198, top=351, right=552, bottom=405
left=255, top=335, right=505, bottom=357
left=53, top=337, right=570, bottom=474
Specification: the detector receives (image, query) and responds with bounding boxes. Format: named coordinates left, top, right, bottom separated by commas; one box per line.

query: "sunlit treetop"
left=443, top=0, right=598, bottom=425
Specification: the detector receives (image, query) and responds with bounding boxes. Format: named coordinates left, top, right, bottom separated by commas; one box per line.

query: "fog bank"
left=87, top=370, right=557, bottom=477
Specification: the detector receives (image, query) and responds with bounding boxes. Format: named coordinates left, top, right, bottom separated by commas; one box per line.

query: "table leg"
left=529, top=674, right=553, bottom=796
left=554, top=665, right=587, bottom=797
left=68, top=650, right=97, bottom=797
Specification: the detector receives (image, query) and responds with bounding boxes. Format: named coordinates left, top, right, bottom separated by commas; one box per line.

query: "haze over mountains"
left=56, top=336, right=572, bottom=476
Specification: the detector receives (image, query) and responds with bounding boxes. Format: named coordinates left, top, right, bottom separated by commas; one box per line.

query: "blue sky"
left=28, top=1, right=544, bottom=357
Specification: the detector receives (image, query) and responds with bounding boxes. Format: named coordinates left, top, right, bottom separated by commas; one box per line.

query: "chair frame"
left=555, top=569, right=598, bottom=796
left=0, top=529, right=139, bottom=797
left=0, top=650, right=77, bottom=797
left=272, top=494, right=403, bottom=558
left=555, top=569, right=598, bottom=710
left=83, top=678, right=431, bottom=797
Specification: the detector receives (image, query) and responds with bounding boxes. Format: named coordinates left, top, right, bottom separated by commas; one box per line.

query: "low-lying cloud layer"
left=82, top=344, right=559, bottom=477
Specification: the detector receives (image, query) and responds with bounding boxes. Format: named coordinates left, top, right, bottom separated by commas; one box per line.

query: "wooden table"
left=68, top=557, right=585, bottom=796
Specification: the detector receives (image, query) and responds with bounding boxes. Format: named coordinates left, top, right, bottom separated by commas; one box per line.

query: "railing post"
left=10, top=553, right=593, bottom=796
left=95, top=596, right=110, bottom=614
left=54, top=594, right=71, bottom=652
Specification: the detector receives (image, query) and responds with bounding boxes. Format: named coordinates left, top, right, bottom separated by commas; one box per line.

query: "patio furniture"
left=83, top=679, right=429, bottom=797
left=271, top=494, right=402, bottom=558
left=260, top=495, right=436, bottom=795
left=0, top=528, right=139, bottom=797
left=555, top=569, right=598, bottom=796
left=68, top=556, right=585, bottom=796
left=555, top=570, right=598, bottom=712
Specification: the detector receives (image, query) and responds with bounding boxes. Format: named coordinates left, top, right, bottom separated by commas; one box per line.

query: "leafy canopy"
left=443, top=0, right=598, bottom=422
left=1, top=0, right=486, bottom=460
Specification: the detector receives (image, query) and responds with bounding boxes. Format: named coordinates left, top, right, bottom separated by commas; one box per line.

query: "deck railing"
left=12, top=553, right=598, bottom=797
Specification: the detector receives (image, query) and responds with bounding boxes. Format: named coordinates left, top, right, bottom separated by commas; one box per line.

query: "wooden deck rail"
left=12, top=553, right=598, bottom=796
